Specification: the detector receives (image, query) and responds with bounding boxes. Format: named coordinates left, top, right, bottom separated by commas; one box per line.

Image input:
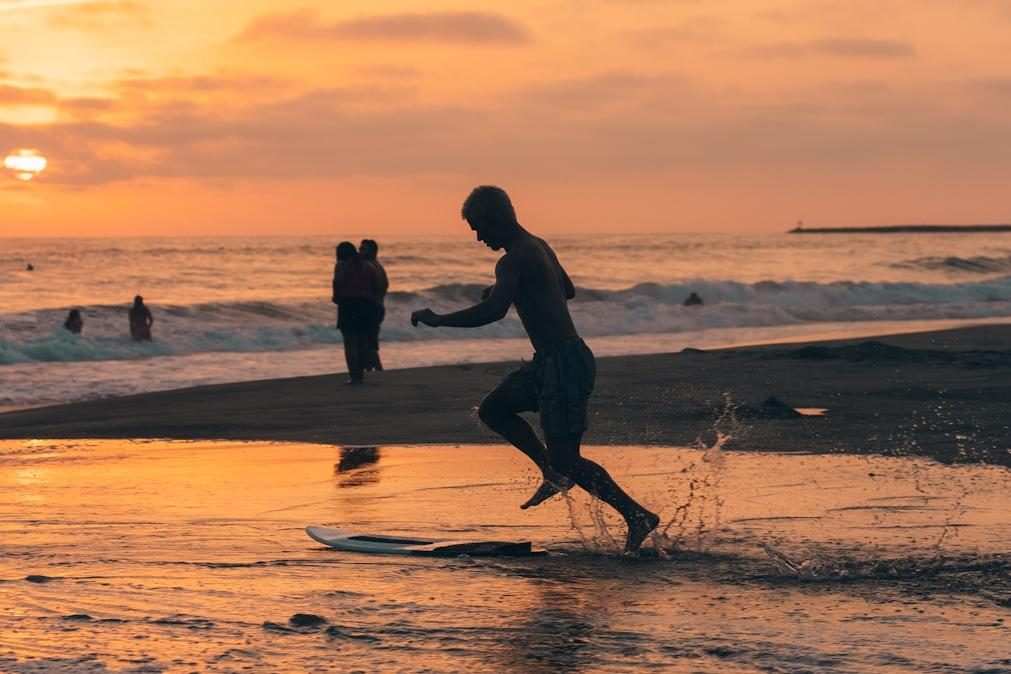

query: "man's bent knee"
left=478, top=395, right=506, bottom=429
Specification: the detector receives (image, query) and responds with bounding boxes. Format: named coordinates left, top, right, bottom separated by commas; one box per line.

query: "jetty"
left=789, top=224, right=1011, bottom=234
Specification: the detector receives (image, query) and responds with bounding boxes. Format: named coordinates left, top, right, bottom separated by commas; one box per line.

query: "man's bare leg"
left=546, top=434, right=659, bottom=552
left=478, top=389, right=573, bottom=508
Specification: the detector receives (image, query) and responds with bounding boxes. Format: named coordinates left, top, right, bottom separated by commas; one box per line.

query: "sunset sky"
left=2, top=0, right=1010, bottom=236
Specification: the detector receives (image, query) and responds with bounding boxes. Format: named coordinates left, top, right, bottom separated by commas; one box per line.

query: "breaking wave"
left=2, top=276, right=1010, bottom=364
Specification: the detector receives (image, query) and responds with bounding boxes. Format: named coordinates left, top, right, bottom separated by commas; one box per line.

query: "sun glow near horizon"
left=3, top=148, right=47, bottom=181
left=1, top=1, right=1010, bottom=237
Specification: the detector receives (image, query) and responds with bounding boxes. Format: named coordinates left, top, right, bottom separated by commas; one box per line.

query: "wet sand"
left=1, top=325, right=1009, bottom=466
left=1, top=439, right=1008, bottom=673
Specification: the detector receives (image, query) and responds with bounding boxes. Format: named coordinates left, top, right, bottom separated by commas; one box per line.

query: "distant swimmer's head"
left=462, top=185, right=518, bottom=251
left=359, top=239, right=378, bottom=261
left=336, top=241, right=358, bottom=262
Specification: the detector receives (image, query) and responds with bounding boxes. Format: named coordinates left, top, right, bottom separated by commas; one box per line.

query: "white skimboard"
left=305, top=526, right=546, bottom=557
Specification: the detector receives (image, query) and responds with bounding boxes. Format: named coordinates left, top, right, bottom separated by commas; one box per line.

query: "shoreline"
left=1, top=324, right=1009, bottom=467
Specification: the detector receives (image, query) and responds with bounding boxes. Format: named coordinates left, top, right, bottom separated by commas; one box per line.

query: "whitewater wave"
left=2, top=276, right=1010, bottom=365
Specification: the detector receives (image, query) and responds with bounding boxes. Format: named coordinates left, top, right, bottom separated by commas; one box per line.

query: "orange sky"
left=2, top=0, right=1010, bottom=236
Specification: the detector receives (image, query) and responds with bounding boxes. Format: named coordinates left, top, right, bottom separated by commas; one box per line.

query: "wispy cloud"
left=11, top=65, right=1009, bottom=190
left=0, top=82, right=57, bottom=104
left=46, top=0, right=150, bottom=28
left=0, top=0, right=88, bottom=11
left=749, top=38, right=916, bottom=59
left=236, top=9, right=531, bottom=45
left=971, top=77, right=1011, bottom=96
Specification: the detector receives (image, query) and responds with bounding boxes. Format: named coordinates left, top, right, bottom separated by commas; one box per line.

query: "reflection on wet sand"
left=335, top=446, right=380, bottom=488
left=0, top=440, right=1008, bottom=673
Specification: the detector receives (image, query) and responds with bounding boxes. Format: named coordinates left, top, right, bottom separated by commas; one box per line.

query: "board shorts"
left=494, top=337, right=596, bottom=437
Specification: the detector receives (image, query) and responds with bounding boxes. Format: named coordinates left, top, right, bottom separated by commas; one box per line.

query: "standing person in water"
left=359, top=239, right=389, bottom=372
left=128, top=295, right=154, bottom=341
left=411, top=186, right=659, bottom=553
left=332, top=242, right=382, bottom=385
left=64, top=309, right=83, bottom=334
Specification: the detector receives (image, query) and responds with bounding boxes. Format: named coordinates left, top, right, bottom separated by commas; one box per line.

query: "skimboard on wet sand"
left=305, top=526, right=547, bottom=558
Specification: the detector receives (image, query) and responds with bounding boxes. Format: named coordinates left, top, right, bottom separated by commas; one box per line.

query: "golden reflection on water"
left=0, top=440, right=1008, bottom=673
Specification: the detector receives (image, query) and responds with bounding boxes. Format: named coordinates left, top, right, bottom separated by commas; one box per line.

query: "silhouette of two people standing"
left=332, top=242, right=387, bottom=385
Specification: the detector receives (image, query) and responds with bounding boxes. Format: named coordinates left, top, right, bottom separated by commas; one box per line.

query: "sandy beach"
left=2, top=324, right=1008, bottom=467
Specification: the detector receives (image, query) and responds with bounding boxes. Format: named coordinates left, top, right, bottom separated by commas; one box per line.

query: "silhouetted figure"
left=359, top=239, right=389, bottom=372
left=683, top=292, right=704, bottom=307
left=332, top=242, right=382, bottom=385
left=64, top=309, right=83, bottom=334
left=26, top=263, right=34, bottom=271
left=129, top=295, right=154, bottom=341
left=411, top=185, right=659, bottom=553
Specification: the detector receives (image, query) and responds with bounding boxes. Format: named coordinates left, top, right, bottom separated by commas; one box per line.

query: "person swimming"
left=64, top=309, right=83, bottom=334
left=129, top=295, right=154, bottom=341
left=683, top=292, right=704, bottom=307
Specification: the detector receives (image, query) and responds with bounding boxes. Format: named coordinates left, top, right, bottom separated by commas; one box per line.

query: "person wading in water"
left=411, top=186, right=659, bottom=552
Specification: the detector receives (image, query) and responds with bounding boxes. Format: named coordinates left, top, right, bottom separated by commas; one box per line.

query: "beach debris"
left=25, top=574, right=58, bottom=583
left=731, top=396, right=803, bottom=420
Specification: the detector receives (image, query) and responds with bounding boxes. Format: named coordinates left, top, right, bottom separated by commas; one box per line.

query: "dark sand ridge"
left=1, top=325, right=1008, bottom=467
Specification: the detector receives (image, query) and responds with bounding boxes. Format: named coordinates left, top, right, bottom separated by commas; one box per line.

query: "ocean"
left=2, top=232, right=1011, bottom=409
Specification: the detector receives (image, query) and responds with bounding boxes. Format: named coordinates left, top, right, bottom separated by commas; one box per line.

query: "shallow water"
left=0, top=440, right=1008, bottom=673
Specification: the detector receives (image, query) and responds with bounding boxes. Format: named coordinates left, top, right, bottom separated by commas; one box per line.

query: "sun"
left=3, top=148, right=48, bottom=181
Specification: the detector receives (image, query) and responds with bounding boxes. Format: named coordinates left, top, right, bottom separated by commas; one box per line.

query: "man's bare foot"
left=624, top=511, right=660, bottom=553
left=519, top=477, right=573, bottom=510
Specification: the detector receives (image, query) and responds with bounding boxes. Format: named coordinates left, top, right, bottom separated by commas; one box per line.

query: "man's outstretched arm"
left=412, top=255, right=519, bottom=328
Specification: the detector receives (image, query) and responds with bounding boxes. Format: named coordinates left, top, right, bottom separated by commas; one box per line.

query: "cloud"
left=0, top=82, right=57, bottom=104
left=971, top=77, right=1011, bottom=96
left=110, top=73, right=286, bottom=97
left=0, top=1, right=85, bottom=10
left=46, top=0, right=149, bottom=28
left=236, top=9, right=530, bottom=45
left=749, top=38, right=916, bottom=59
left=521, top=71, right=690, bottom=111
left=7, top=65, right=1011, bottom=189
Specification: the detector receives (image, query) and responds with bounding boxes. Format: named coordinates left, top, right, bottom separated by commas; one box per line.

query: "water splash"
left=561, top=393, right=742, bottom=556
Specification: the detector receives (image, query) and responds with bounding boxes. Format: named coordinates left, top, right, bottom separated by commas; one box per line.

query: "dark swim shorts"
left=495, top=337, right=596, bottom=437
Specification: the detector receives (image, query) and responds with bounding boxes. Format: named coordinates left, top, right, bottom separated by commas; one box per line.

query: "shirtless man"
left=411, top=186, right=659, bottom=552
